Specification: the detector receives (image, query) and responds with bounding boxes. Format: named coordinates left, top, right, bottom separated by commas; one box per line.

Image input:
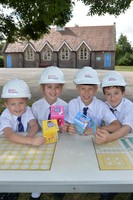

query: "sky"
left=1, top=1, right=133, bottom=45
left=66, top=1, right=133, bottom=45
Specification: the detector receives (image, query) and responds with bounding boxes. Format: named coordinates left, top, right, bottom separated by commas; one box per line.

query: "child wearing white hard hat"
left=0, top=78, right=45, bottom=200
left=66, top=66, right=121, bottom=135
left=31, top=66, right=68, bottom=200
left=0, top=78, right=44, bottom=146
left=96, top=71, right=133, bottom=200
left=32, top=66, right=68, bottom=132
left=95, top=71, right=133, bottom=144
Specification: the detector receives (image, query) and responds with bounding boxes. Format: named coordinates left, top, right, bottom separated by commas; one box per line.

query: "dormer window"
left=25, top=46, right=34, bottom=61
left=43, top=46, right=52, bottom=60
left=79, top=44, right=88, bottom=60
left=60, top=46, right=69, bottom=60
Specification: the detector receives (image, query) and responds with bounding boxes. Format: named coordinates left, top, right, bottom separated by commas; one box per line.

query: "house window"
left=96, top=57, right=101, bottom=61
left=60, top=46, right=69, bottom=60
left=43, top=46, right=52, bottom=60
left=25, top=47, right=34, bottom=61
left=79, top=45, right=88, bottom=60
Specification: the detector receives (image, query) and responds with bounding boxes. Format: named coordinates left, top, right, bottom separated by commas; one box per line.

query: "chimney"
left=55, top=26, right=65, bottom=32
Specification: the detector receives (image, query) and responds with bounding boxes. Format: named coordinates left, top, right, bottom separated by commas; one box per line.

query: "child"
left=0, top=78, right=45, bottom=145
left=94, top=71, right=133, bottom=200
left=95, top=71, right=133, bottom=144
left=31, top=66, right=68, bottom=200
left=66, top=66, right=121, bottom=135
left=32, top=66, right=68, bottom=132
left=0, top=78, right=45, bottom=200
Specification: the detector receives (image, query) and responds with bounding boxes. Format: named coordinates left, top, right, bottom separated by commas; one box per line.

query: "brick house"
left=3, top=24, right=116, bottom=69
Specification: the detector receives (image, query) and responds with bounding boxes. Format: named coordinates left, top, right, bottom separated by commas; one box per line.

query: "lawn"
left=115, top=65, right=133, bottom=71
left=17, top=193, right=132, bottom=200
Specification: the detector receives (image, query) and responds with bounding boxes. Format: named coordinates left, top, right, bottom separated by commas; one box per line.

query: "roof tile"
left=5, top=25, right=116, bottom=53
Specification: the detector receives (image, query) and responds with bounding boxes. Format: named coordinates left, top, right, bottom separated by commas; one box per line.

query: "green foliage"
left=115, top=34, right=133, bottom=66
left=0, top=55, right=4, bottom=67
left=0, top=0, right=73, bottom=42
left=117, top=52, right=133, bottom=66
left=0, top=0, right=133, bottom=42
left=0, top=99, right=5, bottom=114
left=0, top=43, right=3, bottom=51
left=83, top=0, right=132, bottom=16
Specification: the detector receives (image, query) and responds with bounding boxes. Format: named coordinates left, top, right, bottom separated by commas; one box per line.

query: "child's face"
left=5, top=98, right=27, bottom=116
left=104, top=87, right=125, bottom=108
left=76, top=85, right=98, bottom=106
left=42, top=83, right=63, bottom=104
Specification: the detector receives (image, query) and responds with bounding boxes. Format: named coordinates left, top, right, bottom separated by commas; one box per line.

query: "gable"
left=4, top=25, right=116, bottom=53
left=23, top=43, right=36, bottom=52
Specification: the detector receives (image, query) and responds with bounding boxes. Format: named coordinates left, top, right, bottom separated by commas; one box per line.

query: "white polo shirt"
left=0, top=106, right=35, bottom=134
left=66, top=96, right=117, bottom=127
left=32, top=97, right=68, bottom=128
left=106, top=98, right=133, bottom=131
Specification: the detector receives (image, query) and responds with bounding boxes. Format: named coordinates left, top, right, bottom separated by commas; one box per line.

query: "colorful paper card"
left=94, top=138, right=133, bottom=170
left=42, top=119, right=59, bottom=144
left=0, top=137, right=56, bottom=170
left=74, top=112, right=96, bottom=134
left=50, top=105, right=64, bottom=126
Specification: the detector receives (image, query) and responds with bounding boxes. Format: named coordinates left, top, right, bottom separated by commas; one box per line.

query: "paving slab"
left=0, top=68, right=133, bottom=102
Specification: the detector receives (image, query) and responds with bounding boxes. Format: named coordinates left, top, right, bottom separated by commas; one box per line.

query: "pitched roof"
left=4, top=25, right=116, bottom=53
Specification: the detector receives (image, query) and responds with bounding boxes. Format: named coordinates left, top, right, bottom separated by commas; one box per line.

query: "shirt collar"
left=43, top=97, right=57, bottom=107
left=106, top=98, right=124, bottom=113
left=114, top=98, right=124, bottom=112
left=78, top=96, right=95, bottom=111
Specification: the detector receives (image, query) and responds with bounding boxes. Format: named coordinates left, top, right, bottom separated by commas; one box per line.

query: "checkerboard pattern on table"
left=0, top=137, right=56, bottom=170
left=94, top=137, right=133, bottom=170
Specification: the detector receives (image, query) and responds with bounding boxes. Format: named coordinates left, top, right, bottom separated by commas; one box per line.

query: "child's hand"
left=31, top=136, right=45, bottom=146
left=94, top=128, right=110, bottom=144
left=68, top=124, right=76, bottom=134
left=59, top=122, right=69, bottom=133
left=84, top=127, right=93, bottom=135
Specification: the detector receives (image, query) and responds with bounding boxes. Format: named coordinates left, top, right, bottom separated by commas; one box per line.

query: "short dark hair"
left=103, top=86, right=125, bottom=94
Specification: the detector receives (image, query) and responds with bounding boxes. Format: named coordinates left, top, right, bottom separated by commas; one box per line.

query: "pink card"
left=50, top=106, right=64, bottom=126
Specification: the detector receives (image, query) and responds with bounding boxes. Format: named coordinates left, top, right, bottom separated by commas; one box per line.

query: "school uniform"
left=66, top=96, right=117, bottom=126
left=0, top=107, right=35, bottom=200
left=106, top=98, right=133, bottom=132
left=0, top=106, right=35, bottom=134
left=100, top=98, right=133, bottom=200
left=31, top=98, right=67, bottom=200
left=32, top=97, right=68, bottom=128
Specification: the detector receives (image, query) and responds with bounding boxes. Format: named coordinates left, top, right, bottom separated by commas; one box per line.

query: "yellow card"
left=42, top=119, right=59, bottom=144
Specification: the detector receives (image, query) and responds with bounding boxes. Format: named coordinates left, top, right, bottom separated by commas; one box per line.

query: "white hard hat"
left=39, top=66, right=65, bottom=84
left=73, top=66, right=100, bottom=85
left=101, top=71, right=127, bottom=88
left=1, top=78, right=31, bottom=99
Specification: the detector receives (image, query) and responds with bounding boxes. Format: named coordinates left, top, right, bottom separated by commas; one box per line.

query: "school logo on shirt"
left=48, top=75, right=58, bottom=80
left=8, top=89, right=18, bottom=94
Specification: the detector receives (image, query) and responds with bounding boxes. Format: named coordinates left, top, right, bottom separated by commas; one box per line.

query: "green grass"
left=115, top=65, right=133, bottom=71
left=17, top=193, right=132, bottom=200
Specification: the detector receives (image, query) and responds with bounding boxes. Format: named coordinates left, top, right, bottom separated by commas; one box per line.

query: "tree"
left=83, top=0, right=132, bottom=16
left=116, top=34, right=133, bottom=66
left=0, top=0, right=132, bottom=42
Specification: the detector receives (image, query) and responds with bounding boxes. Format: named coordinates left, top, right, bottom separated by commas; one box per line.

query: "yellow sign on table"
left=0, top=137, right=56, bottom=170
left=94, top=137, right=133, bottom=170
left=42, top=119, right=59, bottom=144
